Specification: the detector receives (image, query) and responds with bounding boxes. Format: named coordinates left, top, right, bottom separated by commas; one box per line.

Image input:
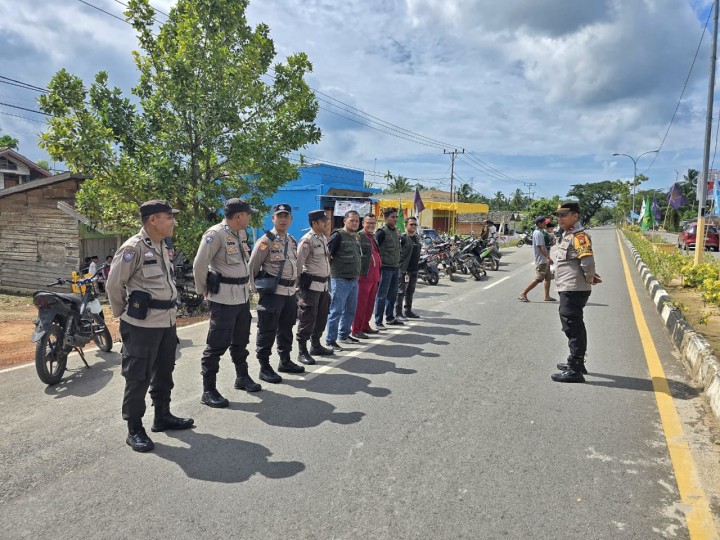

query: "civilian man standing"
left=106, top=200, right=194, bottom=453
left=518, top=216, right=554, bottom=302
left=352, top=213, right=381, bottom=338
left=193, top=198, right=261, bottom=409
left=396, top=216, right=421, bottom=319
left=248, top=204, right=305, bottom=384
left=325, top=210, right=362, bottom=350
left=296, top=210, right=333, bottom=364
left=374, top=208, right=403, bottom=327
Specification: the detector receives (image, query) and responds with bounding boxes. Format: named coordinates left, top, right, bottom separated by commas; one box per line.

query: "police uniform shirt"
left=296, top=230, right=330, bottom=292
left=193, top=220, right=251, bottom=305
left=554, top=222, right=596, bottom=292
left=106, top=227, right=177, bottom=328
left=248, top=228, right=298, bottom=296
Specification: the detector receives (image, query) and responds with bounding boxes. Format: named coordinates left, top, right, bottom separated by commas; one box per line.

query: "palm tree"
left=491, top=191, right=506, bottom=210
left=456, top=183, right=475, bottom=203
left=509, top=188, right=526, bottom=210
left=385, top=174, right=413, bottom=194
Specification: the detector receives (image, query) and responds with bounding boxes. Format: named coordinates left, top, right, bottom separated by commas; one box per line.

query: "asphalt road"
left=2, top=227, right=720, bottom=539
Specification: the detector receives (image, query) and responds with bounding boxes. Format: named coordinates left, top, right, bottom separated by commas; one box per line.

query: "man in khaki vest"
left=193, top=198, right=261, bottom=408
left=106, top=200, right=194, bottom=453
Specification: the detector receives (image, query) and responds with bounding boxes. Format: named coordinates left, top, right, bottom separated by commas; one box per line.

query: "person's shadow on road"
left=337, top=357, right=417, bottom=376
left=155, top=430, right=305, bottom=483
left=366, top=342, right=442, bottom=357
left=285, top=373, right=392, bottom=397
left=43, top=350, right=119, bottom=399
left=229, top=390, right=365, bottom=428
left=586, top=373, right=700, bottom=398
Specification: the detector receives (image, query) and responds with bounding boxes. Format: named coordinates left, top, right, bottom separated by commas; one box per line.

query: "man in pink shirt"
left=352, top=213, right=382, bottom=338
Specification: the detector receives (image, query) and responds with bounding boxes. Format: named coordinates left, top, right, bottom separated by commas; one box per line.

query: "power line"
left=0, top=110, right=47, bottom=124
left=0, top=102, right=52, bottom=116
left=76, top=0, right=127, bottom=23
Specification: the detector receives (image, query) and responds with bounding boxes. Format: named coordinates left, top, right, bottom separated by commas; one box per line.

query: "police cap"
left=308, top=209, right=329, bottom=222
left=273, top=203, right=292, bottom=215
left=225, top=198, right=258, bottom=215
left=140, top=199, right=180, bottom=218
left=554, top=201, right=581, bottom=215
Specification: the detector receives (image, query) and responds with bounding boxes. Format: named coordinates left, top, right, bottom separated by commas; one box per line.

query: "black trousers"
left=201, top=301, right=251, bottom=377
left=296, top=288, right=330, bottom=342
left=119, top=320, right=177, bottom=422
left=396, top=271, right=418, bottom=313
left=558, top=290, right=591, bottom=359
left=256, top=293, right=297, bottom=361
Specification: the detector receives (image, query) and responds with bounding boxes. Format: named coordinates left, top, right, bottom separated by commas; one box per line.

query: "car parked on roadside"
left=677, top=222, right=720, bottom=251
left=420, top=228, right=441, bottom=242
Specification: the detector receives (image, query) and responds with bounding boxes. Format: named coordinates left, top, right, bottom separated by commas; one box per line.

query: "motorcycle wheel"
left=490, top=258, right=499, bottom=271
left=91, top=318, right=113, bottom=352
left=517, top=240, right=524, bottom=247
left=428, top=271, right=440, bottom=285
left=445, top=268, right=454, bottom=281
left=35, top=321, right=68, bottom=385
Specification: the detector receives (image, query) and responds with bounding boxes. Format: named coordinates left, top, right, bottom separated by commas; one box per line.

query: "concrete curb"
left=622, top=234, right=720, bottom=421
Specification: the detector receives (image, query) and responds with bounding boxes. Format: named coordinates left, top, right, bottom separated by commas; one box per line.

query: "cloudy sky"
left=0, top=0, right=715, bottom=199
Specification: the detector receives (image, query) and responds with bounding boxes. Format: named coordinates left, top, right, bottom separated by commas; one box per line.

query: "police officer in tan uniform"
left=248, top=203, right=305, bottom=383
left=550, top=201, right=602, bottom=383
left=193, top=198, right=261, bottom=408
left=106, top=200, right=194, bottom=453
left=295, top=209, right=333, bottom=365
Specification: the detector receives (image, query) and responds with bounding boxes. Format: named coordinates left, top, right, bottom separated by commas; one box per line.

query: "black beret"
left=273, top=203, right=292, bottom=215
left=225, top=198, right=258, bottom=215
left=308, top=209, right=329, bottom=222
left=140, top=199, right=179, bottom=218
left=554, top=201, right=581, bottom=214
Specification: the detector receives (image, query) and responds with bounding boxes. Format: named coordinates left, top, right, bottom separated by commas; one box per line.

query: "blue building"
left=259, top=164, right=381, bottom=239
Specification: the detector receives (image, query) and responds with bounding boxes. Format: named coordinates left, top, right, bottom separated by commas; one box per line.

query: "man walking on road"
left=396, top=216, right=421, bottom=319
left=106, top=200, right=194, bottom=453
left=248, top=204, right=305, bottom=384
left=518, top=216, right=555, bottom=302
left=193, top=198, right=261, bottom=409
left=551, top=202, right=602, bottom=383
left=352, top=213, right=382, bottom=338
left=374, top=208, right=403, bottom=327
left=325, top=210, right=362, bottom=350
left=296, top=210, right=333, bottom=364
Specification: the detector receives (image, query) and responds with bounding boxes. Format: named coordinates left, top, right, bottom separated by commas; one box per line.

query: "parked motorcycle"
left=417, top=252, right=440, bottom=285
left=516, top=231, right=533, bottom=247
left=31, top=264, right=113, bottom=385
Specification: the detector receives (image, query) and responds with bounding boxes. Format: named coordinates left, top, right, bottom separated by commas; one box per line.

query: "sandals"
left=518, top=296, right=529, bottom=302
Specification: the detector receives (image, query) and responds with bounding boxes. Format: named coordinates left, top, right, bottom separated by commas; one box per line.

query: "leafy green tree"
left=491, top=191, right=507, bottom=210
left=567, top=180, right=623, bottom=225
left=384, top=174, right=413, bottom=194
left=35, top=159, right=51, bottom=172
left=509, top=188, right=528, bottom=210
left=0, top=134, right=19, bottom=150
left=38, top=0, right=320, bottom=256
left=525, top=196, right=561, bottom=227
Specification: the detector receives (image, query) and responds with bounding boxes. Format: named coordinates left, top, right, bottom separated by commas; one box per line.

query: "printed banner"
left=333, top=200, right=371, bottom=217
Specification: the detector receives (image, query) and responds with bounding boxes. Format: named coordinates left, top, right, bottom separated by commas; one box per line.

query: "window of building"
left=0, top=157, right=18, bottom=170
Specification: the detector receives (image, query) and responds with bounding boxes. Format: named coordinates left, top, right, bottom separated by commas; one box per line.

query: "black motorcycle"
left=31, top=264, right=113, bottom=385
left=516, top=230, right=533, bottom=247
left=417, top=251, right=440, bottom=285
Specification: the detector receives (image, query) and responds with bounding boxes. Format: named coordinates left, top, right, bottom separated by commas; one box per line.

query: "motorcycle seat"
left=34, top=291, right=83, bottom=304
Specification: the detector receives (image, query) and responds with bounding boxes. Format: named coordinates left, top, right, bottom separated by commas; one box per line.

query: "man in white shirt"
left=518, top=217, right=555, bottom=302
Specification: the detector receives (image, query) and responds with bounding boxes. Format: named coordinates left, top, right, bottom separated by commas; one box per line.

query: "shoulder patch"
left=259, top=242, right=269, bottom=251
left=205, top=235, right=215, bottom=244
left=573, top=233, right=593, bottom=258
left=122, top=250, right=136, bottom=263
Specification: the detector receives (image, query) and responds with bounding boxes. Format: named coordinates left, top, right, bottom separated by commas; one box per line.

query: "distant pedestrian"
left=296, top=210, right=333, bottom=364
left=352, top=213, right=382, bottom=338
left=396, top=216, right=421, bottom=319
left=551, top=202, right=602, bottom=383
left=374, top=208, right=403, bottom=327
left=518, top=216, right=555, bottom=302
left=325, top=210, right=362, bottom=350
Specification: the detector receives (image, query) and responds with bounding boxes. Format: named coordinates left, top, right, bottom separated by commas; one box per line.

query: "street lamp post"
left=612, top=150, right=660, bottom=218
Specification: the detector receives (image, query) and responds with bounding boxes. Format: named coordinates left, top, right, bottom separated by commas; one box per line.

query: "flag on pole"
left=397, top=200, right=405, bottom=232
left=413, top=187, right=425, bottom=216
left=713, top=176, right=720, bottom=216
left=640, top=197, right=654, bottom=231
left=651, top=196, right=662, bottom=223
left=639, top=198, right=646, bottom=224
left=666, top=183, right=687, bottom=210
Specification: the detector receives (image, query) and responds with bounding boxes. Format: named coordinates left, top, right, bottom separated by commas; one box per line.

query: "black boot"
left=278, top=353, right=305, bottom=374
left=556, top=357, right=588, bottom=375
left=259, top=358, right=282, bottom=384
left=151, top=401, right=195, bottom=431
left=297, top=340, right=316, bottom=365
left=234, top=361, right=262, bottom=392
left=404, top=310, right=420, bottom=319
left=551, top=357, right=586, bottom=383
left=126, top=419, right=154, bottom=452
left=200, top=374, right=229, bottom=408
left=310, top=340, right=334, bottom=356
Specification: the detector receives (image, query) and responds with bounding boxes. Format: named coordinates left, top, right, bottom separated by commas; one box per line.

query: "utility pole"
left=523, top=182, right=536, bottom=208
left=696, top=0, right=719, bottom=263
left=444, top=148, right=464, bottom=202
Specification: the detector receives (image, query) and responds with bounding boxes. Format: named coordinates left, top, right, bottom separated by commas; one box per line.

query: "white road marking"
left=483, top=276, right=511, bottom=290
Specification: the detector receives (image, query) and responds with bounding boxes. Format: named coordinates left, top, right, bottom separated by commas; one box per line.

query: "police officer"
left=295, top=209, right=333, bottom=365
left=551, top=201, right=602, bottom=383
left=193, top=198, right=261, bottom=408
left=248, top=203, right=305, bottom=383
left=106, top=200, right=194, bottom=453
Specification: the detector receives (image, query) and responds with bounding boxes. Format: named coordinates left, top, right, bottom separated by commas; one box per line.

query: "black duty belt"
left=310, top=275, right=329, bottom=283
left=150, top=299, right=176, bottom=310
left=278, top=278, right=295, bottom=287
left=219, top=275, right=250, bottom=285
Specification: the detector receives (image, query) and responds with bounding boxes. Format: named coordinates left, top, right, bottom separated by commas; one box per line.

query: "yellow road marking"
left=617, top=232, right=718, bottom=539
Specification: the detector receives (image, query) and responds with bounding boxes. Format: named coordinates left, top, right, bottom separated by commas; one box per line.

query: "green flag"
left=640, top=197, right=653, bottom=231
left=397, top=200, right=405, bottom=232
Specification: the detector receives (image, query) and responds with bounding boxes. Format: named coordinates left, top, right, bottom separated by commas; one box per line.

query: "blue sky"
left=0, top=0, right=716, bottom=200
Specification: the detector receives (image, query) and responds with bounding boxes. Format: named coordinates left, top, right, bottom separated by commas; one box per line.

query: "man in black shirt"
left=374, top=208, right=403, bottom=327
left=396, top=217, right=421, bottom=319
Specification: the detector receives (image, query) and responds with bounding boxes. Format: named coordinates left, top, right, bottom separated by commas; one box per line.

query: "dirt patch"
left=0, top=294, right=208, bottom=369
left=664, top=285, right=720, bottom=354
